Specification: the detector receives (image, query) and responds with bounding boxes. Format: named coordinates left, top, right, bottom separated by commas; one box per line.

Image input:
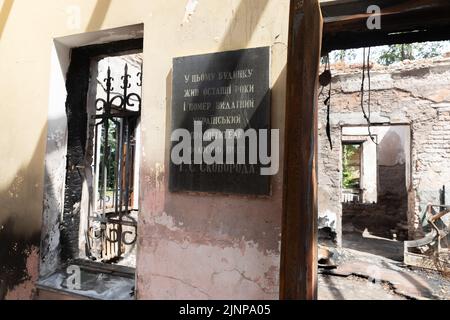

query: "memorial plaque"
left=169, top=47, right=271, bottom=195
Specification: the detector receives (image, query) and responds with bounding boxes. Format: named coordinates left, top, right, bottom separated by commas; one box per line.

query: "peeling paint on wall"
left=0, top=218, right=40, bottom=300
left=135, top=0, right=289, bottom=299
left=137, top=227, right=280, bottom=299
left=0, top=126, right=45, bottom=299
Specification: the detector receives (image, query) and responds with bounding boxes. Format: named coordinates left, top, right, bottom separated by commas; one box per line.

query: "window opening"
left=84, top=54, right=142, bottom=267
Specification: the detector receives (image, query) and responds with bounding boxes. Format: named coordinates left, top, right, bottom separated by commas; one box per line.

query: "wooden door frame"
left=280, top=0, right=450, bottom=300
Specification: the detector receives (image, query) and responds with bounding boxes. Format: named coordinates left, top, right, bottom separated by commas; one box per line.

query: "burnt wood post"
left=280, top=0, right=323, bottom=300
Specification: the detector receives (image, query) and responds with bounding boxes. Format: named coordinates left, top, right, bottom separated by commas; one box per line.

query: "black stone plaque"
left=169, top=47, right=271, bottom=195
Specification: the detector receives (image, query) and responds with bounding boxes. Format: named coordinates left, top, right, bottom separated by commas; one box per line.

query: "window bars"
left=86, top=63, right=142, bottom=263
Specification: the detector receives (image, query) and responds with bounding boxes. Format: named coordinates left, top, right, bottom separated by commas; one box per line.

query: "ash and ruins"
left=0, top=0, right=449, bottom=301
left=316, top=51, right=450, bottom=300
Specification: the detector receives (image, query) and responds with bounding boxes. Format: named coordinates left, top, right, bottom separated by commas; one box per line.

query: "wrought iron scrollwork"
left=86, top=62, right=142, bottom=263
left=137, top=70, right=142, bottom=87
left=95, top=65, right=142, bottom=116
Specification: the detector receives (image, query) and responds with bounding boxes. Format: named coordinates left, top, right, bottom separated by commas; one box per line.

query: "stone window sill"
left=36, top=260, right=135, bottom=300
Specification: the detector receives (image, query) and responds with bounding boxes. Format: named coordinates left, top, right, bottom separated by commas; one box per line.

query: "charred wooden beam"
left=280, top=0, right=322, bottom=300
left=321, top=0, right=450, bottom=53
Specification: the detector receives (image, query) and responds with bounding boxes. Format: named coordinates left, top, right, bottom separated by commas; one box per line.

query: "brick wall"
left=318, top=57, right=450, bottom=243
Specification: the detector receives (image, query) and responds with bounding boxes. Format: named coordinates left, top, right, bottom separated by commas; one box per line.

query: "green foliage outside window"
left=342, top=144, right=361, bottom=189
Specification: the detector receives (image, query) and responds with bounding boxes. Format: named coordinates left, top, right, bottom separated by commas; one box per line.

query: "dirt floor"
left=318, top=232, right=450, bottom=300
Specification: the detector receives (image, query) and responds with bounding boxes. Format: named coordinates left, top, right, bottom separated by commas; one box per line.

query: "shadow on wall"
left=0, top=0, right=14, bottom=40
left=86, top=0, right=112, bottom=32
left=0, top=126, right=47, bottom=300
left=217, top=0, right=270, bottom=52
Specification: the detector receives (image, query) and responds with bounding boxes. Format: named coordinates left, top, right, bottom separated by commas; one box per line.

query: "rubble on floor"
left=318, top=245, right=338, bottom=269
left=318, top=246, right=450, bottom=300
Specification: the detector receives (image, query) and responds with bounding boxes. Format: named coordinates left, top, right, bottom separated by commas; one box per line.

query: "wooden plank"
left=280, top=0, right=323, bottom=300
left=323, top=27, right=450, bottom=54
left=321, top=0, right=450, bottom=53
left=321, top=0, right=450, bottom=23
left=36, top=286, right=92, bottom=300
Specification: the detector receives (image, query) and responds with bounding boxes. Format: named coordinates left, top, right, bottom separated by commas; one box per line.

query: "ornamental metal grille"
left=85, top=62, right=142, bottom=264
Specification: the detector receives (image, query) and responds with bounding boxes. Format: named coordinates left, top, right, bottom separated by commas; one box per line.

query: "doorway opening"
left=342, top=142, right=363, bottom=203
left=340, top=125, right=410, bottom=261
